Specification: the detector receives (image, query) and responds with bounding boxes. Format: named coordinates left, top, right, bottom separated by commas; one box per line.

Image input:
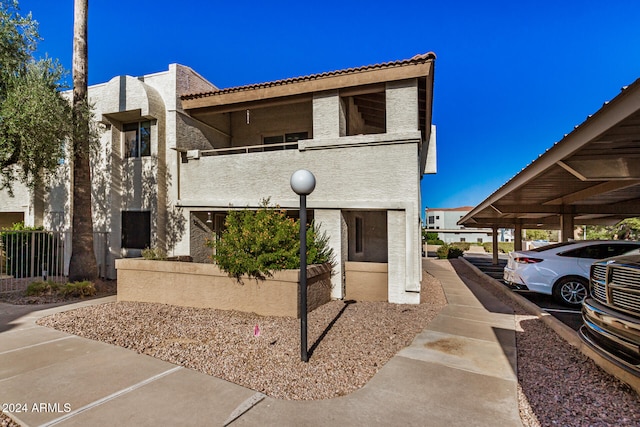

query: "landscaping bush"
left=208, top=200, right=334, bottom=280
left=25, top=280, right=95, bottom=298
left=427, top=238, right=444, bottom=245
left=450, top=242, right=470, bottom=251
left=142, top=247, right=167, bottom=260
left=60, top=281, right=96, bottom=298
left=26, top=280, right=61, bottom=296
left=482, top=242, right=514, bottom=253
left=436, top=244, right=464, bottom=259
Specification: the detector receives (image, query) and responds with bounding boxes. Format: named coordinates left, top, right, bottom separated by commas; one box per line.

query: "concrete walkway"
left=0, top=259, right=522, bottom=426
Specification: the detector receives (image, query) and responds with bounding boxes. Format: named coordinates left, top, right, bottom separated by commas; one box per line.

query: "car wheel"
left=553, top=276, right=588, bottom=307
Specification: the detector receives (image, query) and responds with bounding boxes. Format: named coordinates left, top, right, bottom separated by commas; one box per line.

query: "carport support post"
left=514, top=221, right=523, bottom=251
left=560, top=213, right=574, bottom=242
left=492, top=226, right=499, bottom=265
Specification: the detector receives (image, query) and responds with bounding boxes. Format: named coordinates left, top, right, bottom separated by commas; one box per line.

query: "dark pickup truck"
left=580, top=252, right=640, bottom=375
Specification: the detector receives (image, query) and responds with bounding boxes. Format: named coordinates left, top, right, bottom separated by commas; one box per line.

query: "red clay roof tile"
left=181, top=52, right=436, bottom=101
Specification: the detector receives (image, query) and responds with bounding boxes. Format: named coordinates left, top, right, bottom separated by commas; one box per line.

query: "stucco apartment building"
left=426, top=207, right=513, bottom=243
left=0, top=53, right=436, bottom=304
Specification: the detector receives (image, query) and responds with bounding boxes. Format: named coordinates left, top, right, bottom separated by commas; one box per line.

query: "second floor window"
left=263, top=132, right=308, bottom=151
left=124, top=121, right=151, bottom=158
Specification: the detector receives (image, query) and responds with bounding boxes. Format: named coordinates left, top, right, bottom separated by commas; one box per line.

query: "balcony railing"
left=199, top=142, right=298, bottom=157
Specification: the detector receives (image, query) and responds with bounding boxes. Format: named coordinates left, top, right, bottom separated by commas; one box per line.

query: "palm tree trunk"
left=68, top=0, right=97, bottom=281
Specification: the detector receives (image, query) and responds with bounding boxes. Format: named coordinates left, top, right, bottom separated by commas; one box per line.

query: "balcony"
left=177, top=132, right=421, bottom=210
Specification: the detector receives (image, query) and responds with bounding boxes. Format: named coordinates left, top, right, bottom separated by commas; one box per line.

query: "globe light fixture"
left=290, top=169, right=316, bottom=196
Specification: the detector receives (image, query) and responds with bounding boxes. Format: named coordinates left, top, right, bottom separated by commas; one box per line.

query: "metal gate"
left=0, top=230, right=110, bottom=293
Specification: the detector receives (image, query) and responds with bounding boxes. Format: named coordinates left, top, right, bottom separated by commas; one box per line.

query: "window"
left=263, top=132, right=307, bottom=151
left=355, top=216, right=364, bottom=253
left=436, top=216, right=440, bottom=220
left=341, top=92, right=385, bottom=136
left=560, top=244, right=640, bottom=260
left=124, top=121, right=151, bottom=158
left=428, top=216, right=434, bottom=224
left=122, top=211, right=151, bottom=249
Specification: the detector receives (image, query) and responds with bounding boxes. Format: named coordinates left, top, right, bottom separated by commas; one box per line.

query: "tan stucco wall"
left=116, top=259, right=331, bottom=317
left=345, top=261, right=388, bottom=302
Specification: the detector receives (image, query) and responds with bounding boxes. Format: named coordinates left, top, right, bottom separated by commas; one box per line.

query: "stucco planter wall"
left=115, top=259, right=332, bottom=317
left=344, top=261, right=388, bottom=302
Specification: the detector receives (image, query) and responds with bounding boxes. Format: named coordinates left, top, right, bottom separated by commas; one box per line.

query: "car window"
left=559, top=246, right=601, bottom=259
left=606, top=244, right=640, bottom=258
left=529, top=242, right=577, bottom=253
left=559, top=243, right=640, bottom=259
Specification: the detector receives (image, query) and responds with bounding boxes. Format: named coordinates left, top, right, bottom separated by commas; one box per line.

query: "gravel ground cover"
left=0, top=413, right=17, bottom=427
left=36, top=273, right=446, bottom=401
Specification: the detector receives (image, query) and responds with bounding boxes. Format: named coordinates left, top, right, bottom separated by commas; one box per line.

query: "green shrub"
left=25, top=280, right=61, bottom=296
left=448, top=247, right=464, bottom=258
left=426, top=239, right=444, bottom=245
left=450, top=242, right=470, bottom=251
left=25, top=280, right=95, bottom=298
left=436, top=244, right=464, bottom=259
left=499, top=242, right=514, bottom=253
left=142, top=247, right=167, bottom=260
left=482, top=242, right=514, bottom=253
left=60, top=281, right=96, bottom=298
left=208, top=200, right=334, bottom=280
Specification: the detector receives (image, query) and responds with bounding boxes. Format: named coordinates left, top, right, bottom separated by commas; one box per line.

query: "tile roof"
left=181, top=52, right=436, bottom=101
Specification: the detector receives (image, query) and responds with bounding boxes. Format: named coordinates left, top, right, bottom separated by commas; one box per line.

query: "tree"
left=525, top=229, right=551, bottom=241
left=584, top=224, right=613, bottom=240
left=0, top=1, right=71, bottom=193
left=585, top=218, right=640, bottom=241
left=613, top=218, right=640, bottom=240
left=68, top=0, right=97, bottom=281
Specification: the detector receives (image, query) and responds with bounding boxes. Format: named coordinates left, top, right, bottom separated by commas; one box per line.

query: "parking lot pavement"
left=462, top=254, right=583, bottom=331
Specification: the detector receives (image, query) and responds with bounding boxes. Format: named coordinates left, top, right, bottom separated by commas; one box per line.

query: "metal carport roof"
left=458, top=78, right=640, bottom=235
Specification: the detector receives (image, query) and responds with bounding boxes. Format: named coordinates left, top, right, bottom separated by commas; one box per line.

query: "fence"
left=0, top=230, right=110, bottom=293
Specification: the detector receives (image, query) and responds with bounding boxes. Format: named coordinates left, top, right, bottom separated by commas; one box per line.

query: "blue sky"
left=19, top=0, right=640, bottom=215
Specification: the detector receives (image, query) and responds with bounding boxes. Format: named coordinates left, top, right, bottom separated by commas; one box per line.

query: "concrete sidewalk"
left=0, top=259, right=522, bottom=426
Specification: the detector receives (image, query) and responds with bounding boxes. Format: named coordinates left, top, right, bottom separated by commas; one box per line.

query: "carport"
left=458, top=78, right=640, bottom=264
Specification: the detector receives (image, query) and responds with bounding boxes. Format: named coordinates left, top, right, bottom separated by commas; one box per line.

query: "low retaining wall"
left=345, top=261, right=388, bottom=301
left=115, top=259, right=332, bottom=318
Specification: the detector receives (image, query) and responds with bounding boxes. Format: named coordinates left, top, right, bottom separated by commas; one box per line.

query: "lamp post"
left=290, top=169, right=316, bottom=362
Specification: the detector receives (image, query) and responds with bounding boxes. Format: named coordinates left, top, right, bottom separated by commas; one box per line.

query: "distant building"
left=425, top=207, right=513, bottom=243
